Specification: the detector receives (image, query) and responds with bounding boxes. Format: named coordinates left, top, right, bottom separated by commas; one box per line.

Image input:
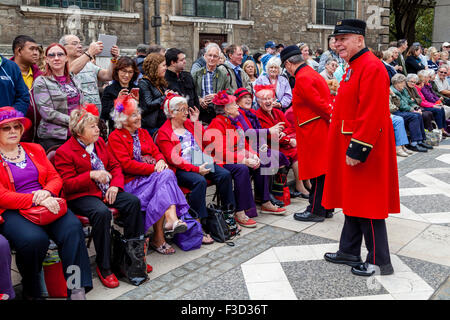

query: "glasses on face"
left=119, top=69, right=134, bottom=75
left=0, top=124, right=21, bottom=132
left=206, top=54, right=219, bottom=59
left=47, top=52, right=66, bottom=59
left=438, top=71, right=447, bottom=74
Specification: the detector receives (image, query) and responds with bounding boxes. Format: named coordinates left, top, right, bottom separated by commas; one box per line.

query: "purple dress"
left=123, top=132, right=190, bottom=233
left=0, top=235, right=14, bottom=299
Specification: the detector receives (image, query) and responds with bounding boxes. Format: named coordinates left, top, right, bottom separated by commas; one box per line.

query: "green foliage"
left=415, top=8, right=434, bottom=47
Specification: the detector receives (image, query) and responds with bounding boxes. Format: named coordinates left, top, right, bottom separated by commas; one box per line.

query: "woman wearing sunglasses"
left=32, top=43, right=84, bottom=150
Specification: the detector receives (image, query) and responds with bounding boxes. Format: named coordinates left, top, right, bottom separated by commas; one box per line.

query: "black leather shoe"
left=406, top=144, right=428, bottom=152
left=293, top=210, right=325, bottom=222
left=325, top=211, right=334, bottom=218
left=351, top=262, right=395, bottom=276
left=324, top=251, right=362, bottom=267
left=270, top=193, right=285, bottom=207
left=419, top=142, right=433, bottom=149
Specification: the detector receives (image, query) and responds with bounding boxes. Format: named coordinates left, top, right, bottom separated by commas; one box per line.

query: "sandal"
left=202, top=232, right=214, bottom=245
left=164, top=220, right=188, bottom=239
left=150, top=242, right=175, bottom=255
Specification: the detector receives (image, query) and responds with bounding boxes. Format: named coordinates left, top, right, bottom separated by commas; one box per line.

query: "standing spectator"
left=55, top=105, right=147, bottom=289
left=382, top=50, right=398, bottom=80
left=138, top=53, right=170, bottom=135
left=318, top=36, right=345, bottom=73
left=101, top=56, right=139, bottom=130
left=60, top=34, right=120, bottom=114
left=0, top=51, right=29, bottom=115
left=11, top=35, right=43, bottom=142
left=323, top=19, right=399, bottom=277
left=320, top=58, right=339, bottom=95
left=192, top=43, right=232, bottom=124
left=134, top=43, right=149, bottom=75
left=405, top=45, right=427, bottom=74
left=224, top=45, right=253, bottom=93
left=147, top=44, right=166, bottom=55
left=260, top=41, right=278, bottom=73
left=255, top=56, right=292, bottom=111
left=314, top=48, right=323, bottom=63
left=427, top=47, right=441, bottom=72
left=299, top=43, right=319, bottom=71
left=243, top=60, right=258, bottom=85
left=241, top=45, right=259, bottom=77
left=165, top=48, right=200, bottom=110
left=0, top=235, right=14, bottom=300
left=190, top=41, right=210, bottom=75
left=396, top=39, right=408, bottom=76
left=276, top=44, right=285, bottom=54
left=32, top=43, right=83, bottom=150
left=253, top=52, right=263, bottom=76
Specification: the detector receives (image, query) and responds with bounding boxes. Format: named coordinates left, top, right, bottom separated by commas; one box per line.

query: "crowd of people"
left=0, top=30, right=449, bottom=300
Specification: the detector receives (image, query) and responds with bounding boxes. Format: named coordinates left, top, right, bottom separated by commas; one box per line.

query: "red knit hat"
left=233, top=87, right=253, bottom=101
left=212, top=90, right=236, bottom=106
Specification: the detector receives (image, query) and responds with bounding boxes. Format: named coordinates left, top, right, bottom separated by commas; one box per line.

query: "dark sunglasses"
left=0, top=124, right=22, bottom=132
left=47, top=52, right=66, bottom=58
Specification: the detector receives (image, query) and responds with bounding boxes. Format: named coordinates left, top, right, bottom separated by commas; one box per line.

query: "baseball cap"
left=443, top=42, right=450, bottom=47
left=265, top=41, right=276, bottom=49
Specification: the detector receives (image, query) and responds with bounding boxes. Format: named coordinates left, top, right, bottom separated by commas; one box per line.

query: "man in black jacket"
left=165, top=48, right=200, bottom=110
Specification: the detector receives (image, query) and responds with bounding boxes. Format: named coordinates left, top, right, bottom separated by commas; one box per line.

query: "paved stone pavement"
left=10, top=139, right=450, bottom=300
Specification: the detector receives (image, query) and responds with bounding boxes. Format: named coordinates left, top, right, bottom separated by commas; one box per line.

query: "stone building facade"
left=0, top=0, right=390, bottom=66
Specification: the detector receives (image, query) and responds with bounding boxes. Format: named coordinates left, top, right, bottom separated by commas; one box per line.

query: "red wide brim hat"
left=212, top=90, right=236, bottom=106
left=0, top=107, right=32, bottom=132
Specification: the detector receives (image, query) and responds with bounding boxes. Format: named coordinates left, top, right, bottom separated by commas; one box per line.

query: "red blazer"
left=156, top=119, right=206, bottom=173
left=0, top=143, right=62, bottom=221
left=107, top=128, right=165, bottom=184
left=54, top=136, right=124, bottom=201
left=255, top=107, right=296, bottom=146
left=291, top=64, right=331, bottom=179
left=322, top=49, right=400, bottom=219
left=204, top=115, right=256, bottom=164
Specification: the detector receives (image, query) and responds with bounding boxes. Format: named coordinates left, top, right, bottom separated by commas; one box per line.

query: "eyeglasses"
left=0, top=124, right=21, bottom=132
left=47, top=52, right=66, bottom=59
left=119, top=69, right=134, bottom=75
left=438, top=71, right=447, bottom=74
left=206, top=54, right=219, bottom=59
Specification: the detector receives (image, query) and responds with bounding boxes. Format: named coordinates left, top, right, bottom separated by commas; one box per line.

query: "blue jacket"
left=0, top=55, right=30, bottom=115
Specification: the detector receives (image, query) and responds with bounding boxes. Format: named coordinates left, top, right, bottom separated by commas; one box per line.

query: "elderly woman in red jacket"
left=255, top=85, right=310, bottom=198
left=107, top=95, right=189, bottom=255
left=156, top=94, right=235, bottom=239
left=205, top=91, right=286, bottom=225
left=0, top=107, right=92, bottom=299
left=54, top=104, right=145, bottom=289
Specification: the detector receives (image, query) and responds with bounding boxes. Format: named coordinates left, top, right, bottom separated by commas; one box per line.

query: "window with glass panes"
left=40, top=0, right=121, bottom=11
left=316, top=0, right=355, bottom=25
left=182, top=0, right=240, bottom=20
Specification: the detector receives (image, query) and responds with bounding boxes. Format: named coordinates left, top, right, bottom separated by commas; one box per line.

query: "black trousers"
left=339, top=215, right=391, bottom=267
left=68, top=192, right=144, bottom=270
left=0, top=209, right=92, bottom=298
left=306, top=174, right=333, bottom=217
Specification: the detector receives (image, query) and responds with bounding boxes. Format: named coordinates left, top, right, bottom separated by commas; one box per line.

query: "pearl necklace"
left=0, top=144, right=22, bottom=162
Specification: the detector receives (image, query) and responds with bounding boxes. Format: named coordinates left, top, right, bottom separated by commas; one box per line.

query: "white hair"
left=163, top=96, right=188, bottom=118
left=204, top=43, right=221, bottom=56
left=406, top=73, right=419, bottom=82
left=426, top=69, right=435, bottom=77
left=266, top=56, right=282, bottom=75
left=110, top=99, right=141, bottom=129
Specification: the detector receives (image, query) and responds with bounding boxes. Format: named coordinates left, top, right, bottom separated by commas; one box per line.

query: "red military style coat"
left=291, top=64, right=332, bottom=180
left=322, top=48, right=400, bottom=219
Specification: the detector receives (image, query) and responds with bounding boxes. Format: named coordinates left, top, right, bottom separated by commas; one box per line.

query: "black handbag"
left=221, top=203, right=240, bottom=238
left=202, top=203, right=235, bottom=246
left=111, top=227, right=148, bottom=286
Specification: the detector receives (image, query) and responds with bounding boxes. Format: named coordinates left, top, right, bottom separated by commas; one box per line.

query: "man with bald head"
left=322, top=19, right=400, bottom=277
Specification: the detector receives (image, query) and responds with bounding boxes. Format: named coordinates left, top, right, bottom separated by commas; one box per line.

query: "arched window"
left=316, top=0, right=356, bottom=25
left=40, top=0, right=121, bottom=11
left=182, top=0, right=240, bottom=20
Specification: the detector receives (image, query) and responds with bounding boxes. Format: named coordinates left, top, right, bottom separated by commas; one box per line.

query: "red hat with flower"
left=0, top=107, right=32, bottom=131
left=77, top=103, right=99, bottom=124
left=114, top=95, right=138, bottom=116
left=212, top=90, right=236, bottom=106
left=253, top=84, right=276, bottom=97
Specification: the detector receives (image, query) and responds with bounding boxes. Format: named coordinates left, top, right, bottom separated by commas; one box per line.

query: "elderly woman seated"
left=255, top=85, right=310, bottom=198
left=254, top=56, right=292, bottom=111
left=389, top=89, right=413, bottom=157
left=155, top=94, right=236, bottom=237
left=107, top=96, right=189, bottom=254
left=390, top=74, right=433, bottom=152
left=415, top=71, right=450, bottom=137
left=233, top=88, right=289, bottom=207
left=54, top=104, right=146, bottom=289
left=0, top=107, right=92, bottom=299
left=205, top=91, right=286, bottom=224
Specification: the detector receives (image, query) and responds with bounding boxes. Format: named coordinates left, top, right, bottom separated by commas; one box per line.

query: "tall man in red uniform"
left=280, top=45, right=334, bottom=222
left=322, top=19, right=400, bottom=276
